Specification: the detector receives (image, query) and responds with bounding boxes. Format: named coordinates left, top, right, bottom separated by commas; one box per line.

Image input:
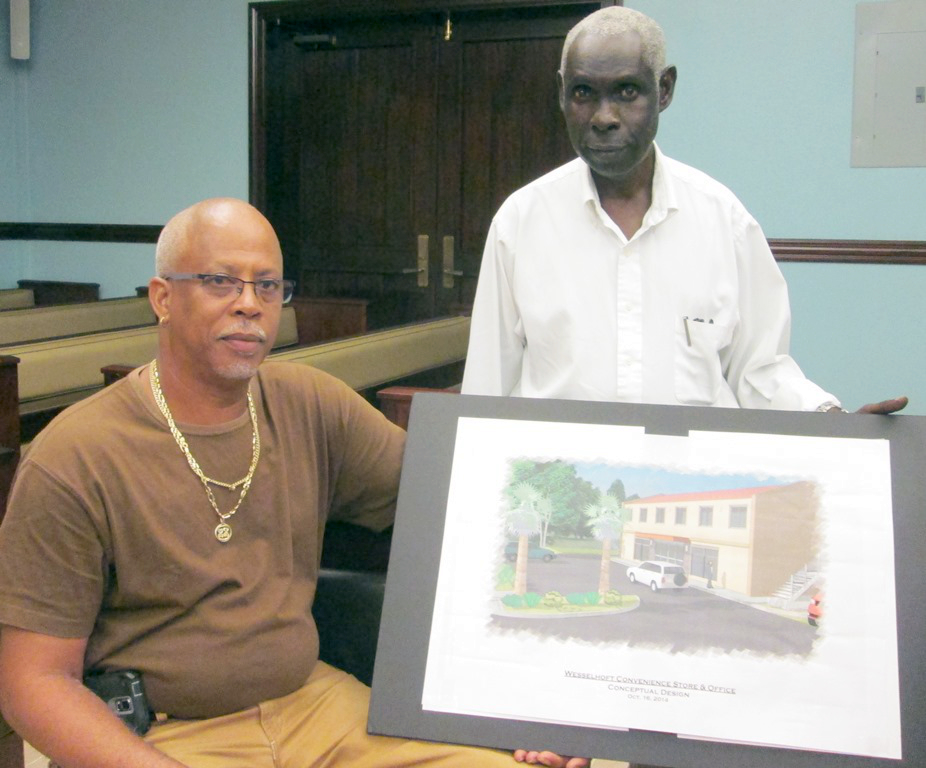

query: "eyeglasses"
left=165, top=273, right=296, bottom=304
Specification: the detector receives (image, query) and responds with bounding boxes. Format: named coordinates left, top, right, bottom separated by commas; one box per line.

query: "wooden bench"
left=375, top=385, right=460, bottom=431
left=286, top=296, right=368, bottom=347
left=268, top=315, right=469, bottom=397
left=16, top=279, right=99, bottom=306
left=5, top=310, right=298, bottom=424
left=0, top=297, right=156, bottom=345
left=3, top=297, right=368, bottom=441
left=0, top=290, right=34, bottom=311
left=0, top=294, right=366, bottom=348
left=99, top=316, right=470, bottom=421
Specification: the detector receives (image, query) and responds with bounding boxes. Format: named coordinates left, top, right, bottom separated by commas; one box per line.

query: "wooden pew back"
left=17, top=279, right=99, bottom=305
left=8, top=326, right=159, bottom=416
left=268, top=315, right=470, bottom=392
left=97, top=316, right=471, bottom=417
left=5, top=306, right=300, bottom=418
left=0, top=289, right=34, bottom=311
left=0, top=297, right=155, bottom=345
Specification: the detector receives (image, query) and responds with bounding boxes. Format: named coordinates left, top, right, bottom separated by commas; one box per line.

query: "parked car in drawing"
left=626, top=560, right=688, bottom=591
left=504, top=542, right=557, bottom=562
left=808, top=592, right=823, bottom=626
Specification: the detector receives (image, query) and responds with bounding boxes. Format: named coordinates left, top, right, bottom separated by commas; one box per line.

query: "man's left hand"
left=513, top=750, right=590, bottom=768
left=855, top=396, right=909, bottom=415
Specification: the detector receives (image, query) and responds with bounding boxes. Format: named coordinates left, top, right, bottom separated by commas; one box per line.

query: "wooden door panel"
left=264, top=37, right=307, bottom=275
left=300, top=46, right=415, bottom=268
left=443, top=26, right=582, bottom=310
left=257, top=3, right=601, bottom=325
left=459, top=36, right=573, bottom=240
left=294, top=23, right=439, bottom=326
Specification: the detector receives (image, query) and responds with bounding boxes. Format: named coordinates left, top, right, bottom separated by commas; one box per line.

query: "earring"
left=159, top=316, right=169, bottom=326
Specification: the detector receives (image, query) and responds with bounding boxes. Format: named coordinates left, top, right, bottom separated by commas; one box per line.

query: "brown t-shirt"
left=0, top=361, right=405, bottom=718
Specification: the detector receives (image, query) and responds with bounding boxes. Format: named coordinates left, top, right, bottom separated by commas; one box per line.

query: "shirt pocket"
left=674, top=317, right=732, bottom=405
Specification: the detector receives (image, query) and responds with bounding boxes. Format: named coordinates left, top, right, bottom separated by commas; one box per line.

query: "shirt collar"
left=580, top=143, right=678, bottom=239
left=647, top=144, right=678, bottom=225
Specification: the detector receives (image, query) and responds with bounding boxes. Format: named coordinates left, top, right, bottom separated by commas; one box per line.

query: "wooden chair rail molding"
left=767, top=238, right=926, bottom=264
left=0, top=222, right=161, bottom=243
left=1, top=223, right=924, bottom=264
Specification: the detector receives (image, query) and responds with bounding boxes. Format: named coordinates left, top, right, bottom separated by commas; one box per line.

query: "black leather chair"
left=314, top=521, right=393, bottom=685
left=314, top=569, right=387, bottom=686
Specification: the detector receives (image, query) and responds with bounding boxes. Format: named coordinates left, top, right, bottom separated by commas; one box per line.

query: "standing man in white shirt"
left=461, top=6, right=905, bottom=416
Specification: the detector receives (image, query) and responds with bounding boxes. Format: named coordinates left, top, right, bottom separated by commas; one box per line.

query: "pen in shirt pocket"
left=682, top=315, right=714, bottom=346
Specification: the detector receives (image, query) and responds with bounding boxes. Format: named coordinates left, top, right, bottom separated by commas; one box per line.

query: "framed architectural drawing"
left=368, top=394, right=926, bottom=767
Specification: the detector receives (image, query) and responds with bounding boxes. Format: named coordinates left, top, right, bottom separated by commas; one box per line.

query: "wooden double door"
left=251, top=1, right=602, bottom=328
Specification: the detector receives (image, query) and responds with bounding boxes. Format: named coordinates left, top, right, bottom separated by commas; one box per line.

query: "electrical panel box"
left=852, top=1, right=926, bottom=167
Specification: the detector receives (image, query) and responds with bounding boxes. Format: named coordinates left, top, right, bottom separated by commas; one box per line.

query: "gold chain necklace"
left=149, top=360, right=260, bottom=543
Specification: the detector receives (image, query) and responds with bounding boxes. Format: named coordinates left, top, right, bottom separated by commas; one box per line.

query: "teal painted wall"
left=781, top=261, right=925, bottom=412
left=0, top=0, right=923, bottom=412
left=632, top=0, right=926, bottom=240
left=0, top=0, right=251, bottom=292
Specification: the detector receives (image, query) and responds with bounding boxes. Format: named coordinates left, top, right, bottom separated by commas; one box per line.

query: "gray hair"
left=560, top=6, right=667, bottom=82
left=154, top=205, right=195, bottom=277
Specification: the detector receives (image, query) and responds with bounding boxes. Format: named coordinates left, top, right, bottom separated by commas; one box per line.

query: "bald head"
left=560, top=6, right=667, bottom=85
left=149, top=198, right=286, bottom=395
left=155, top=198, right=281, bottom=277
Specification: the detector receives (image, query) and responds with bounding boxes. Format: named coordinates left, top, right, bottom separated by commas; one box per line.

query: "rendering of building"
left=621, top=482, right=820, bottom=599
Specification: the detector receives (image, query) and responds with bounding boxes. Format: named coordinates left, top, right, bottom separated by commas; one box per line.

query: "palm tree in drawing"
left=506, top=483, right=544, bottom=595
left=586, top=492, right=626, bottom=595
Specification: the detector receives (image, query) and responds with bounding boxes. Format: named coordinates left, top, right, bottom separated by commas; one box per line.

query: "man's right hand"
left=513, top=749, right=590, bottom=767
left=0, top=626, right=185, bottom=768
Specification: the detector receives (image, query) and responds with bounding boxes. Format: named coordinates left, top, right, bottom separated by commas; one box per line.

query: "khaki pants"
left=144, top=661, right=521, bottom=767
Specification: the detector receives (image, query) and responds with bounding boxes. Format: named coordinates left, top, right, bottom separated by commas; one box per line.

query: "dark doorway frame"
left=247, top=0, right=618, bottom=212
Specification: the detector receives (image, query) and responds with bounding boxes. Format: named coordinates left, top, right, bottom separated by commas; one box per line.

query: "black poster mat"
left=368, top=394, right=926, bottom=768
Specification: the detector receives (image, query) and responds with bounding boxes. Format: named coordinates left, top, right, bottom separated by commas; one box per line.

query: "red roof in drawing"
left=625, top=485, right=786, bottom=505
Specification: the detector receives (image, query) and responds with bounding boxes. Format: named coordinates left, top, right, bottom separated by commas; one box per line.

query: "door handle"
left=402, top=234, right=429, bottom=287
left=442, top=235, right=463, bottom=289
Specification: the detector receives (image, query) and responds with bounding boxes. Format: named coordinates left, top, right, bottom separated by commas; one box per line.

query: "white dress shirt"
left=462, top=147, right=838, bottom=411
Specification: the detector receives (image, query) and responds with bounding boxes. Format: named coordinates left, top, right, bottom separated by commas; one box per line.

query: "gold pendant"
left=215, top=522, right=233, bottom=543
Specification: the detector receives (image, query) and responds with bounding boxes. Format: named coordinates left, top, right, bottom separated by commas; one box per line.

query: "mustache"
left=217, top=321, right=268, bottom=342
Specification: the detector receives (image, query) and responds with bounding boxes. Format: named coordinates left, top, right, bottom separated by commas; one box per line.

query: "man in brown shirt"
left=0, top=199, right=586, bottom=768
